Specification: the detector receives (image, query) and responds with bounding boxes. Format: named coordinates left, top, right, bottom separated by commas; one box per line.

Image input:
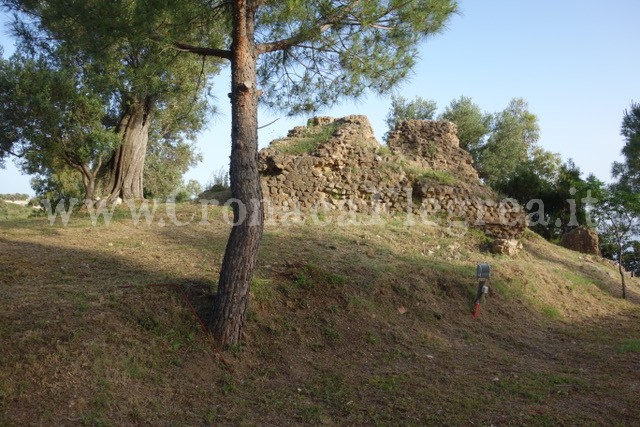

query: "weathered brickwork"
left=259, top=116, right=526, bottom=239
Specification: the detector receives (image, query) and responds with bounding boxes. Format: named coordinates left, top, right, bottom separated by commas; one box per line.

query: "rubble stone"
left=491, top=239, right=523, bottom=255
left=560, top=227, right=600, bottom=256
left=257, top=116, right=527, bottom=241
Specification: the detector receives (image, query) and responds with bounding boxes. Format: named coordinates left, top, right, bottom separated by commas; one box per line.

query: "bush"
left=0, top=193, right=30, bottom=201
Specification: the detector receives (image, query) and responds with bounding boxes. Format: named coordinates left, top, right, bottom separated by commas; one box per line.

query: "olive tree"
left=2, top=0, right=222, bottom=200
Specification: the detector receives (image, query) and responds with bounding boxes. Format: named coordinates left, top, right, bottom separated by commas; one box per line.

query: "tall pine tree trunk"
left=210, top=0, right=264, bottom=347
left=105, top=98, right=153, bottom=200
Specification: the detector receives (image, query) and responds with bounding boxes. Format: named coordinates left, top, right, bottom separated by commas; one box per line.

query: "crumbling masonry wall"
left=258, top=116, right=526, bottom=239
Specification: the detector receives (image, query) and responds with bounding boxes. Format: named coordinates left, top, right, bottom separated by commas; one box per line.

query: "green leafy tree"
left=621, top=240, right=640, bottom=277
left=30, top=161, right=87, bottom=202
left=550, top=164, right=599, bottom=235
left=141, top=97, right=207, bottom=200
left=439, top=95, right=492, bottom=158
left=143, top=138, right=202, bottom=200
left=184, top=180, right=203, bottom=200
left=612, top=101, right=640, bottom=193
left=592, top=186, right=640, bottom=299
left=477, top=98, right=540, bottom=186
left=497, top=158, right=604, bottom=240
left=2, top=0, right=222, bottom=200
left=385, top=94, right=437, bottom=137
left=207, top=168, right=231, bottom=192
left=605, top=239, right=640, bottom=278
left=177, top=0, right=458, bottom=347
left=0, top=54, right=120, bottom=201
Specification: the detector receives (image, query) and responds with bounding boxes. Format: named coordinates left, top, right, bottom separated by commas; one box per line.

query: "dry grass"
left=1, top=203, right=639, bottom=426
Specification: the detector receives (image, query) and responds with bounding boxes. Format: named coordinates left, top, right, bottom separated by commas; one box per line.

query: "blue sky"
left=1, top=0, right=638, bottom=195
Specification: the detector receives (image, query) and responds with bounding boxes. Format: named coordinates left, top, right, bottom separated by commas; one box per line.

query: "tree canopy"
left=612, top=101, right=640, bottom=193
left=602, top=102, right=640, bottom=285
left=385, top=94, right=438, bottom=136
left=178, top=0, right=457, bottom=114
left=439, top=95, right=492, bottom=156
left=0, top=53, right=120, bottom=201
left=592, top=185, right=640, bottom=298
left=1, top=0, right=223, bottom=200
left=477, top=98, right=540, bottom=186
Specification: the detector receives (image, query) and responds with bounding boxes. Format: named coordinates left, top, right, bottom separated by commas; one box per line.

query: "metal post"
left=473, top=263, right=490, bottom=318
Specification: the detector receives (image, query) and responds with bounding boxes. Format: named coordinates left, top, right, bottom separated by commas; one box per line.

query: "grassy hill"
left=0, top=203, right=639, bottom=426
left=0, top=200, right=37, bottom=221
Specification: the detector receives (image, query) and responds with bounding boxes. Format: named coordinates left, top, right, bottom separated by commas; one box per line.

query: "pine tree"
left=612, top=102, right=640, bottom=193
left=176, top=0, right=458, bottom=347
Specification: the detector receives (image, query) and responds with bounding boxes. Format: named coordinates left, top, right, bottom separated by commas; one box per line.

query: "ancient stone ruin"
left=258, top=115, right=527, bottom=242
left=560, top=227, right=600, bottom=256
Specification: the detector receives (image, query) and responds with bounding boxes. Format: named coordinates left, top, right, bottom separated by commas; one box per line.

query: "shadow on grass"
left=0, top=235, right=219, bottom=336
left=1, top=223, right=640, bottom=426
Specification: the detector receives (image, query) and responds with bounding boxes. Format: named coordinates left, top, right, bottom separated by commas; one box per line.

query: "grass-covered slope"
left=0, top=199, right=36, bottom=221
left=0, top=204, right=639, bottom=426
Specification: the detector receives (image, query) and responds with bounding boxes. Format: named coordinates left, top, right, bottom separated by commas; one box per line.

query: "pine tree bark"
left=210, top=0, right=264, bottom=347
left=104, top=98, right=153, bottom=201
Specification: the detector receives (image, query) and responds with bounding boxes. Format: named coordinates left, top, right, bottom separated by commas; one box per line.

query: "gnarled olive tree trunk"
left=78, top=166, right=97, bottom=202
left=104, top=98, right=153, bottom=200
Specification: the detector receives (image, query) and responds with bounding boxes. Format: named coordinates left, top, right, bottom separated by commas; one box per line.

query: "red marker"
left=473, top=302, right=481, bottom=318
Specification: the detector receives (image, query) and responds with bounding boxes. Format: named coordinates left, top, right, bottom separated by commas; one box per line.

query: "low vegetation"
left=0, top=203, right=639, bottom=425
left=0, top=200, right=36, bottom=221
left=269, top=122, right=341, bottom=155
left=0, top=193, right=30, bottom=201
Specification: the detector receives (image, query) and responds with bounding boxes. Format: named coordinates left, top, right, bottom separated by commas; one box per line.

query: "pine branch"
left=3, top=147, right=26, bottom=158
left=255, top=0, right=407, bottom=55
left=257, top=23, right=333, bottom=54
left=173, top=42, right=232, bottom=60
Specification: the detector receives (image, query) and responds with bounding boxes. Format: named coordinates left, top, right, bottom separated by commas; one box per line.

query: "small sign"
left=476, top=263, right=491, bottom=279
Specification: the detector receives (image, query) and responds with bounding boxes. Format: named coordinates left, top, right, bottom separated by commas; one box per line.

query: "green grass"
left=617, top=338, right=640, bottom=353
left=540, top=304, right=561, bottom=319
left=271, top=122, right=340, bottom=155
left=251, top=277, right=275, bottom=303
left=555, top=268, right=598, bottom=288
left=397, top=158, right=460, bottom=186
left=491, top=277, right=526, bottom=302
left=309, top=372, right=349, bottom=405
left=1, top=204, right=640, bottom=426
left=321, top=324, right=341, bottom=343
left=368, top=374, right=407, bottom=392
left=348, top=294, right=376, bottom=311
left=377, top=145, right=393, bottom=157
left=0, top=200, right=36, bottom=221
left=415, top=169, right=460, bottom=186
left=493, top=372, right=583, bottom=403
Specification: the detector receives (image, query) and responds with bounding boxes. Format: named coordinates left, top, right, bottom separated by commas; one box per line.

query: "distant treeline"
left=0, top=193, right=30, bottom=201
